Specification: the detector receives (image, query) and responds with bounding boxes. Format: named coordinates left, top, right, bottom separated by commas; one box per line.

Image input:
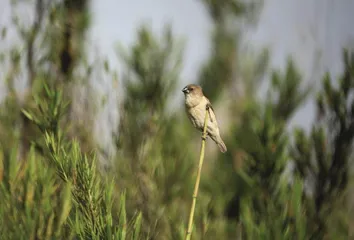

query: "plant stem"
left=185, top=106, right=209, bottom=240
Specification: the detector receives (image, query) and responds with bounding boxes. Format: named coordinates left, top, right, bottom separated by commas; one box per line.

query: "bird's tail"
left=217, top=139, right=227, bottom=153
left=210, top=134, right=227, bottom=153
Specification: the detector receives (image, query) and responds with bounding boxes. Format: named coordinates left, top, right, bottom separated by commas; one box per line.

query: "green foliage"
left=208, top=60, right=310, bottom=239
left=0, top=84, right=143, bottom=239
left=241, top=178, right=307, bottom=240
left=117, top=24, right=184, bottom=158
left=269, top=58, right=312, bottom=120
left=1, top=0, right=354, bottom=239
left=198, top=0, right=265, bottom=102
left=0, top=146, right=73, bottom=239
left=291, top=49, right=354, bottom=239
left=115, top=24, right=200, bottom=239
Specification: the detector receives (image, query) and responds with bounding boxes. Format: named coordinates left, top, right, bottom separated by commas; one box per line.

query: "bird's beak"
left=182, top=87, right=189, bottom=94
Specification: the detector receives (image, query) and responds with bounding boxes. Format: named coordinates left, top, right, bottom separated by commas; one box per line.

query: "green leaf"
left=57, top=183, right=72, bottom=232
left=132, top=212, right=142, bottom=240
left=118, top=191, right=127, bottom=239
left=21, top=109, right=34, bottom=121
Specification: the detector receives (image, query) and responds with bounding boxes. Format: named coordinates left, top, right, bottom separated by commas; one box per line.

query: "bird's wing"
left=205, top=98, right=216, bottom=123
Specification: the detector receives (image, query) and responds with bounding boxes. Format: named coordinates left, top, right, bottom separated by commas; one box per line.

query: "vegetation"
left=1, top=0, right=353, bottom=239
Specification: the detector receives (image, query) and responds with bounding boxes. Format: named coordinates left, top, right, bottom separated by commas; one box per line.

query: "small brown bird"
left=182, top=84, right=227, bottom=153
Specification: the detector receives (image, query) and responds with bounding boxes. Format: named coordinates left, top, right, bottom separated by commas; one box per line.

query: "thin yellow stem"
left=185, top=106, right=209, bottom=240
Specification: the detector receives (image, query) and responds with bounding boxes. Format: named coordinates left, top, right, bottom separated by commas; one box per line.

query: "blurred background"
left=1, top=0, right=354, bottom=239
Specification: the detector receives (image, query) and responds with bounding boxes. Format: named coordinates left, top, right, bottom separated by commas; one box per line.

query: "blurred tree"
left=206, top=58, right=311, bottom=239
left=115, top=25, right=197, bottom=239
left=198, top=0, right=264, bottom=102
left=117, top=25, right=183, bottom=162
left=292, top=49, right=354, bottom=239
left=0, top=0, right=94, bottom=161
left=4, top=0, right=353, bottom=239
left=58, top=0, right=90, bottom=77
left=112, top=0, right=272, bottom=238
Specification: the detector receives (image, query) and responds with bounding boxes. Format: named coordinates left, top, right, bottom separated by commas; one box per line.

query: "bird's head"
left=182, top=84, right=203, bottom=97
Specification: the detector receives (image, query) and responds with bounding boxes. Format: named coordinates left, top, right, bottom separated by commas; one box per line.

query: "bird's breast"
left=186, top=105, right=206, bottom=131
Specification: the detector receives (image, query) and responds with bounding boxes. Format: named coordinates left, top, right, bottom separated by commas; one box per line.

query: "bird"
left=182, top=84, right=227, bottom=153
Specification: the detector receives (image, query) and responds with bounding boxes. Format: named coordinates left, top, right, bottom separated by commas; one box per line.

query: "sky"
left=1, top=0, right=354, bottom=150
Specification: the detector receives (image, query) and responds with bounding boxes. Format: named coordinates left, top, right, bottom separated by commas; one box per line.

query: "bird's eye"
left=190, top=87, right=194, bottom=91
